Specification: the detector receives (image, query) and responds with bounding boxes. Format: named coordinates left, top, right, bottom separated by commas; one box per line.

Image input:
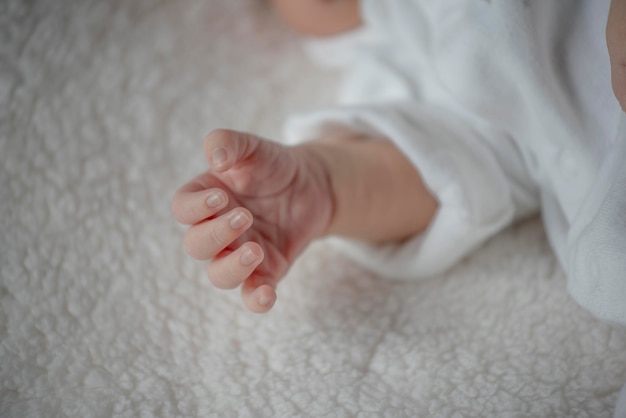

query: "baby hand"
left=172, top=130, right=333, bottom=313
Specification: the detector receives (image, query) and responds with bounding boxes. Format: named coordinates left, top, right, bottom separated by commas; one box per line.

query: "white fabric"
left=285, top=0, right=626, bottom=325
left=616, top=384, right=626, bottom=418
left=2, top=0, right=626, bottom=417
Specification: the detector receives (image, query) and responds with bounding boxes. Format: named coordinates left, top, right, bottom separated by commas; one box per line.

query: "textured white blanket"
left=2, top=0, right=626, bottom=417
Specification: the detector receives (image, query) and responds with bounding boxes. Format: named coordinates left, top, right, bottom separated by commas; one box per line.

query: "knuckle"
left=172, top=202, right=193, bottom=225
left=183, top=228, right=200, bottom=259
left=207, top=223, right=227, bottom=249
left=208, top=263, right=242, bottom=290
left=172, top=189, right=196, bottom=224
left=171, top=191, right=185, bottom=221
left=171, top=199, right=182, bottom=222
left=207, top=128, right=237, bottom=146
left=206, top=267, right=223, bottom=288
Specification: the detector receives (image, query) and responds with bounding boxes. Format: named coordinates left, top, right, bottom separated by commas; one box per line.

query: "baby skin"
left=172, top=130, right=438, bottom=313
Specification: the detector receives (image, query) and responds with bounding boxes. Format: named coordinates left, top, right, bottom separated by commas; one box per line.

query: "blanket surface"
left=1, top=0, right=626, bottom=417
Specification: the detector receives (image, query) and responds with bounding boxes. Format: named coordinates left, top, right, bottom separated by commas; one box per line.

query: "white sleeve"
left=302, top=26, right=379, bottom=70
left=284, top=101, right=539, bottom=279
left=566, top=113, right=626, bottom=325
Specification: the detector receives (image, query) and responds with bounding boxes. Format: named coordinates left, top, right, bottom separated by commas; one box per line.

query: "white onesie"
left=284, top=0, right=626, bottom=325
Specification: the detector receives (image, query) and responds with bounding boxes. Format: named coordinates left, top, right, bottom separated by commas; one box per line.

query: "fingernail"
left=229, top=212, right=249, bottom=229
left=212, top=147, right=228, bottom=168
left=258, top=295, right=272, bottom=306
left=240, top=248, right=258, bottom=266
left=206, top=191, right=223, bottom=208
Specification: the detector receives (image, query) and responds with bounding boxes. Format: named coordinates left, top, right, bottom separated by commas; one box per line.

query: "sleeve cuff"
left=283, top=103, right=516, bottom=278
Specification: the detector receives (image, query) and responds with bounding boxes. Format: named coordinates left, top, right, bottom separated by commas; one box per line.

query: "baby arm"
left=608, top=0, right=626, bottom=111
left=302, top=134, right=438, bottom=242
left=172, top=130, right=437, bottom=313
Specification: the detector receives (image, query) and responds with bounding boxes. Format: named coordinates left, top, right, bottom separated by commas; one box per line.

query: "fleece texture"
left=1, top=0, right=625, bottom=417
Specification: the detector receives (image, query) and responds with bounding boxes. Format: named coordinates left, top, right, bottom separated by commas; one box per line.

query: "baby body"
left=173, top=0, right=626, bottom=324
left=286, top=0, right=626, bottom=323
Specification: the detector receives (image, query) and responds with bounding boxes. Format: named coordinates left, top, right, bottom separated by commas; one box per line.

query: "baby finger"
left=183, top=207, right=253, bottom=260
left=172, top=187, right=229, bottom=225
left=206, top=242, right=264, bottom=290
left=241, top=277, right=277, bottom=314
